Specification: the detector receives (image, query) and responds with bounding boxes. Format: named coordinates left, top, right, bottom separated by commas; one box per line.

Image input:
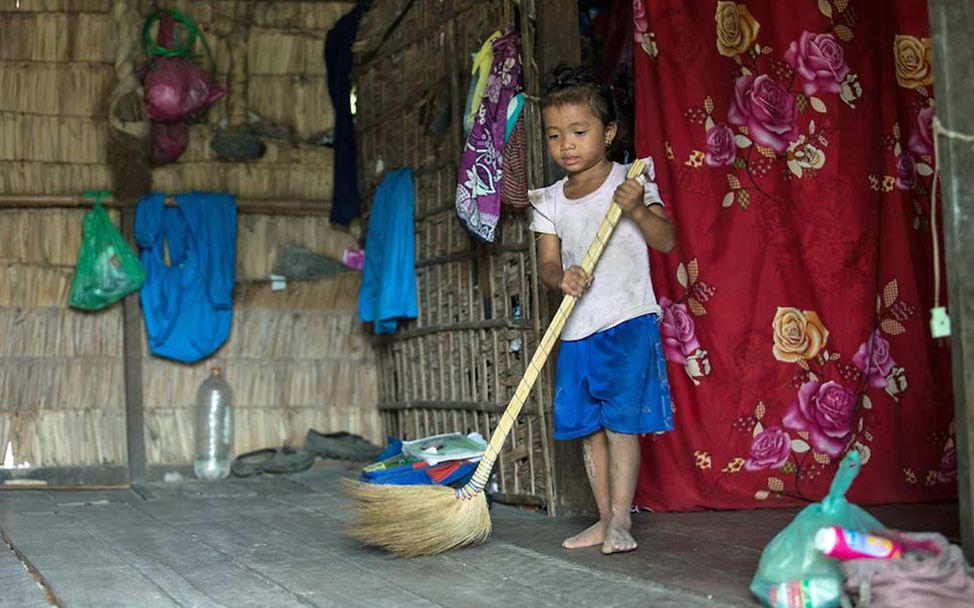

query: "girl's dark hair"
left=540, top=64, right=616, bottom=126
left=540, top=63, right=634, bottom=163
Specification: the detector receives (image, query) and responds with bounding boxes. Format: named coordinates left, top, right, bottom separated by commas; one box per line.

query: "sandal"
left=230, top=446, right=316, bottom=477
left=304, top=430, right=383, bottom=461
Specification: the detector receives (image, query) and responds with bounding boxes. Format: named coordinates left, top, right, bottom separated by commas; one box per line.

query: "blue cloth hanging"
left=358, top=168, right=418, bottom=334
left=135, top=192, right=237, bottom=363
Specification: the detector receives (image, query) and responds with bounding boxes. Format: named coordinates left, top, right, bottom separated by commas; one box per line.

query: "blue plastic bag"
left=750, top=451, right=884, bottom=608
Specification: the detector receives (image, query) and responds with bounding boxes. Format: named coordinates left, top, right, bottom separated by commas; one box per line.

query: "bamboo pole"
left=0, top=194, right=331, bottom=216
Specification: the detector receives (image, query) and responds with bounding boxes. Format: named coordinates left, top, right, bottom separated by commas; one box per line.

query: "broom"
left=343, top=159, right=647, bottom=557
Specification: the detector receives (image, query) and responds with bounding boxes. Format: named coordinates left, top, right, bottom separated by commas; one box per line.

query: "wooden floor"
left=0, top=461, right=960, bottom=607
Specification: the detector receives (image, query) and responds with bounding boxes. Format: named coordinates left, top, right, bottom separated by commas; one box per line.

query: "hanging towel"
left=359, top=168, right=418, bottom=334
left=456, top=29, right=522, bottom=243
left=136, top=192, right=237, bottom=363
left=325, top=3, right=365, bottom=225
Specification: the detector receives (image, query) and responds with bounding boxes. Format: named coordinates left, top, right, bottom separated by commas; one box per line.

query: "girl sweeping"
left=530, top=65, right=675, bottom=555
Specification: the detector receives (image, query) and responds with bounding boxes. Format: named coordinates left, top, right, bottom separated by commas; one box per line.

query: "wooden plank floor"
left=0, top=461, right=960, bottom=607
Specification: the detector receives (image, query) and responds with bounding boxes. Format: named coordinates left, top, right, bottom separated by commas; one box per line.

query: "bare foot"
left=562, top=521, right=606, bottom=549
left=601, top=519, right=637, bottom=555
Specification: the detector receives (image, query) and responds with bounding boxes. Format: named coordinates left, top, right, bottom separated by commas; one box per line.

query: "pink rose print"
left=728, top=74, right=800, bottom=153
left=745, top=426, right=792, bottom=471
left=937, top=446, right=957, bottom=483
left=909, top=105, right=935, bottom=157
left=783, top=380, right=857, bottom=457
left=852, top=330, right=896, bottom=390
left=660, top=297, right=701, bottom=365
left=633, top=0, right=649, bottom=40
left=784, top=31, right=850, bottom=96
left=894, top=152, right=917, bottom=191
left=705, top=123, right=737, bottom=167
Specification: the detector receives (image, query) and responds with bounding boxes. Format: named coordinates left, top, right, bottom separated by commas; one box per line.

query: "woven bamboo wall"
left=355, top=0, right=556, bottom=507
left=0, top=1, right=379, bottom=469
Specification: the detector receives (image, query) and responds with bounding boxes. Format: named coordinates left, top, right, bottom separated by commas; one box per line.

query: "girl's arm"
left=538, top=234, right=592, bottom=297
left=614, top=179, right=676, bottom=253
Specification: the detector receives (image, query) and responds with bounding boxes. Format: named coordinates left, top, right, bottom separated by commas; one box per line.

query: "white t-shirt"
left=529, top=159, right=664, bottom=341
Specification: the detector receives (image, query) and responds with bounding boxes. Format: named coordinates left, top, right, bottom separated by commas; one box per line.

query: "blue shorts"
left=553, top=314, right=674, bottom=440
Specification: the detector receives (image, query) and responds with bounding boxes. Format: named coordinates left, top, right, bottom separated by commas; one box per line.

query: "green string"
left=141, top=9, right=216, bottom=76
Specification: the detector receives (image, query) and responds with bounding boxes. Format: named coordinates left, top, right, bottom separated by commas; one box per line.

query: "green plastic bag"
left=750, top=450, right=884, bottom=608
left=68, top=194, right=146, bottom=310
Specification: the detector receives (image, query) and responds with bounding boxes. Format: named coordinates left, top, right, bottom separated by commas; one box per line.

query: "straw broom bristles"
left=343, top=160, right=647, bottom=556
left=343, top=479, right=491, bottom=557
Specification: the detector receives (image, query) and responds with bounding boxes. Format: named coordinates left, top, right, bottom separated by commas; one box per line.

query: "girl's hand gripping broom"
left=343, top=159, right=647, bottom=557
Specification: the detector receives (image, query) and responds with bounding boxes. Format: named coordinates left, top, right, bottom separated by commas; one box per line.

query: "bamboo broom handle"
left=457, top=159, right=646, bottom=499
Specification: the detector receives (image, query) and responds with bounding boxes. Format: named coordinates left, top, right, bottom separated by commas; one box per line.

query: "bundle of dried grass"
left=251, top=1, right=352, bottom=31
left=0, top=358, right=123, bottom=410
left=0, top=162, right=111, bottom=195
left=0, top=263, right=73, bottom=307
left=0, top=114, right=106, bottom=164
left=144, top=408, right=193, bottom=464
left=249, top=28, right=324, bottom=76
left=221, top=309, right=365, bottom=358
left=344, top=481, right=491, bottom=557
left=0, top=62, right=114, bottom=117
left=143, top=358, right=280, bottom=409
left=1, top=408, right=126, bottom=467
left=235, top=276, right=362, bottom=310
left=151, top=162, right=331, bottom=200
left=10, top=0, right=111, bottom=12
left=0, top=209, right=90, bottom=265
left=0, top=308, right=122, bottom=358
left=0, top=13, right=114, bottom=62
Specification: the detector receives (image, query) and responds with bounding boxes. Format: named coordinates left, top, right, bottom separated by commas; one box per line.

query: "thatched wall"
left=0, top=208, right=126, bottom=466
left=2, top=0, right=349, bottom=198
left=0, top=1, right=379, bottom=470
left=355, top=0, right=556, bottom=507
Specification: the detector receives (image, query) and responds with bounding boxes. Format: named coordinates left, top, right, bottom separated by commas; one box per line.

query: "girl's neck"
left=564, top=158, right=613, bottom=198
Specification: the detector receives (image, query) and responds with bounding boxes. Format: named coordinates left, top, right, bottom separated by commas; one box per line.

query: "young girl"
left=529, top=65, right=675, bottom=555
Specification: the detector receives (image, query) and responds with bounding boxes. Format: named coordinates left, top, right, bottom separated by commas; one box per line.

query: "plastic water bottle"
left=765, top=578, right=841, bottom=608
left=193, top=367, right=234, bottom=480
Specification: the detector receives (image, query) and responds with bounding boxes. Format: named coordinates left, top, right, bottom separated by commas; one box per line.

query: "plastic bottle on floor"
left=765, top=578, right=841, bottom=608
left=814, top=526, right=903, bottom=560
left=193, top=366, right=234, bottom=480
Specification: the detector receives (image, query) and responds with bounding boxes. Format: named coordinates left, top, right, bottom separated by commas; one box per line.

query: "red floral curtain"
left=631, top=0, right=956, bottom=511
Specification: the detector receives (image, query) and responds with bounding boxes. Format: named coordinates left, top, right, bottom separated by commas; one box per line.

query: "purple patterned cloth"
left=455, top=30, right=522, bottom=243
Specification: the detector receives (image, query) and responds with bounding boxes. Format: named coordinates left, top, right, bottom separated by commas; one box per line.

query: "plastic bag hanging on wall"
left=68, top=192, right=147, bottom=310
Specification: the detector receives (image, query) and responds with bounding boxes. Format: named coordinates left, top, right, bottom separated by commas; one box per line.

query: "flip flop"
left=230, top=447, right=316, bottom=477
left=231, top=448, right=276, bottom=477
left=262, top=447, right=315, bottom=474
